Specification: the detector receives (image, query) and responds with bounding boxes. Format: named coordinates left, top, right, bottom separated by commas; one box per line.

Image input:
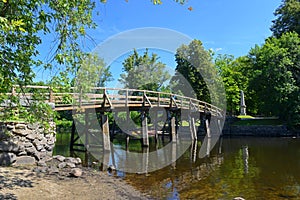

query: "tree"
left=75, top=53, right=113, bottom=90
left=171, top=39, right=216, bottom=103
left=271, top=0, right=300, bottom=37
left=215, top=55, right=248, bottom=115
left=119, top=49, right=171, bottom=91
left=246, top=32, right=300, bottom=126
left=0, top=0, right=97, bottom=92
left=0, top=0, right=189, bottom=92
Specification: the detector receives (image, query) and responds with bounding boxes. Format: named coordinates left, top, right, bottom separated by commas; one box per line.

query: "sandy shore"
left=0, top=166, right=152, bottom=200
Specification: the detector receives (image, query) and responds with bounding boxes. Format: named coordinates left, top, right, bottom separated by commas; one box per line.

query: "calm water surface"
left=54, top=135, right=300, bottom=199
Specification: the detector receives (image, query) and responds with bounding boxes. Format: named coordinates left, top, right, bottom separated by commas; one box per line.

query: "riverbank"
left=0, top=165, right=151, bottom=200
left=222, top=117, right=298, bottom=137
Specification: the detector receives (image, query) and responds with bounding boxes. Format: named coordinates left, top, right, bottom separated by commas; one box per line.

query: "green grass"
left=233, top=119, right=284, bottom=126
left=237, top=115, right=255, bottom=119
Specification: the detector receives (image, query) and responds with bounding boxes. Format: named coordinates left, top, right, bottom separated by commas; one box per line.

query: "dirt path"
left=0, top=166, right=152, bottom=200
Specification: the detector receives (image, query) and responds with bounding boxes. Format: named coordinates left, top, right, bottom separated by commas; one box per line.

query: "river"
left=54, top=134, right=300, bottom=199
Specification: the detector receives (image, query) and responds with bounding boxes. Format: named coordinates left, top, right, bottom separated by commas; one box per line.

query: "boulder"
left=53, top=155, right=65, bottom=162
left=233, top=197, right=245, bottom=200
left=37, top=160, right=47, bottom=167
left=27, top=123, right=40, bottom=130
left=58, top=162, right=67, bottom=169
left=0, top=152, right=16, bottom=166
left=13, top=156, right=36, bottom=165
left=12, top=129, right=30, bottom=136
left=65, top=157, right=78, bottom=164
left=66, top=162, right=76, bottom=168
left=26, top=133, right=36, bottom=140
left=70, top=168, right=82, bottom=177
left=6, top=124, right=15, bottom=130
left=0, top=141, right=19, bottom=152
left=48, top=165, right=59, bottom=174
left=15, top=124, right=27, bottom=130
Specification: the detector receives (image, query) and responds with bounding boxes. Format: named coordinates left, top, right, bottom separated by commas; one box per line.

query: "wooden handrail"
left=5, top=85, right=224, bottom=117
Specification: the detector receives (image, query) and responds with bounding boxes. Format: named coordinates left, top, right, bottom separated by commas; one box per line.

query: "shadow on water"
left=54, top=131, right=300, bottom=199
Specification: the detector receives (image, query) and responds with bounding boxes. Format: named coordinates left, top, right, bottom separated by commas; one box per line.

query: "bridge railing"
left=2, top=85, right=224, bottom=117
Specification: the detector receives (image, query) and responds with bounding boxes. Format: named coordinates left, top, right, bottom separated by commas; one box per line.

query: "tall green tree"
left=215, top=55, right=248, bottom=115
left=119, top=49, right=171, bottom=91
left=171, top=39, right=216, bottom=103
left=246, top=32, right=300, bottom=126
left=75, top=53, right=113, bottom=90
left=271, top=0, right=300, bottom=37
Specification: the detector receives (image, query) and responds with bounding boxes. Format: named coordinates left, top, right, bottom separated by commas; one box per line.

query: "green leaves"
left=172, top=39, right=214, bottom=102
left=271, top=0, right=300, bottom=37
left=119, top=49, right=171, bottom=91
left=246, top=32, right=300, bottom=125
left=215, top=55, right=248, bottom=115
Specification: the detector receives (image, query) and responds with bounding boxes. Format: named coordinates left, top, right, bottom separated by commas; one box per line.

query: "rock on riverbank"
left=0, top=161, right=151, bottom=200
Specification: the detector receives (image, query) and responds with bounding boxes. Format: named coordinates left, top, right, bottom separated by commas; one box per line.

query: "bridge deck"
left=1, top=85, right=224, bottom=117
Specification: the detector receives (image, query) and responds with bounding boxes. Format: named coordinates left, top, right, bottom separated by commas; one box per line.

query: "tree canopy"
left=271, top=0, right=300, bottom=37
left=119, top=49, right=171, bottom=91
left=215, top=55, right=248, bottom=115
left=171, top=39, right=215, bottom=103
left=0, top=0, right=96, bottom=92
left=0, top=0, right=188, bottom=91
left=250, top=33, right=299, bottom=125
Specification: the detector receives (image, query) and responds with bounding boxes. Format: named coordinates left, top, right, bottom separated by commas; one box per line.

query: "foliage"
left=215, top=55, right=249, bottom=115
left=0, top=0, right=96, bottom=91
left=171, top=39, right=216, bottom=103
left=101, top=0, right=187, bottom=5
left=245, top=32, right=300, bottom=126
left=271, top=0, right=300, bottom=37
left=78, top=53, right=113, bottom=88
left=119, top=49, right=171, bottom=91
left=0, top=0, right=98, bottom=126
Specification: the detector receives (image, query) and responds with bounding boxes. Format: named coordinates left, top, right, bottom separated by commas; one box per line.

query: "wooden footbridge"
left=2, top=85, right=225, bottom=151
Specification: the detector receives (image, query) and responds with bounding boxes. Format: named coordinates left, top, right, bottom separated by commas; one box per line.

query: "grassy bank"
left=233, top=118, right=284, bottom=126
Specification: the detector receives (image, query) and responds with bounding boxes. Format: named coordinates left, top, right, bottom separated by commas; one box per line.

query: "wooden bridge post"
left=190, top=116, right=197, bottom=141
left=142, top=147, right=149, bottom=174
left=171, top=142, right=177, bottom=169
left=85, top=111, right=89, bottom=151
left=190, top=140, right=197, bottom=163
left=170, top=116, right=177, bottom=142
left=205, top=112, right=211, bottom=138
left=12, top=86, right=16, bottom=96
left=101, top=114, right=111, bottom=152
left=153, top=110, right=158, bottom=144
left=141, top=111, right=149, bottom=147
left=49, top=87, right=54, bottom=103
left=217, top=118, right=223, bottom=136
left=70, top=120, right=76, bottom=152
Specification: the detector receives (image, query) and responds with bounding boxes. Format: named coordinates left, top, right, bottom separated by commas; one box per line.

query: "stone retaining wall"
left=223, top=125, right=291, bottom=136
left=0, top=122, right=56, bottom=166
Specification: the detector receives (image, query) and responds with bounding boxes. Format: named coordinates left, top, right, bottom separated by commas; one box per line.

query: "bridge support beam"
left=70, top=120, right=76, bottom=152
left=190, top=116, right=197, bottom=140
left=217, top=118, right=223, bottom=136
left=170, top=116, right=177, bottom=142
left=141, top=111, right=149, bottom=147
left=102, top=114, right=111, bottom=152
left=171, top=142, right=177, bottom=169
left=204, top=112, right=212, bottom=138
left=85, top=112, right=89, bottom=151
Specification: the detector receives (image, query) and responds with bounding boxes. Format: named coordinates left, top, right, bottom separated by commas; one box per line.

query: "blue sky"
left=89, top=0, right=281, bottom=56
left=36, top=0, right=282, bottom=83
